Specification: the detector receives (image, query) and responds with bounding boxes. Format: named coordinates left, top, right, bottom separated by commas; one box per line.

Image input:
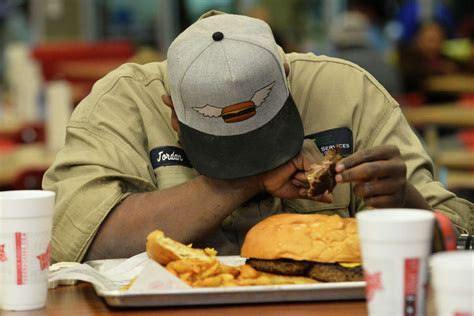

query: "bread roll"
left=146, top=230, right=217, bottom=265
left=241, top=213, right=360, bottom=263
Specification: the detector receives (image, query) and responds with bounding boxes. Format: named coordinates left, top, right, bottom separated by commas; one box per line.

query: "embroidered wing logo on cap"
left=193, top=81, right=275, bottom=123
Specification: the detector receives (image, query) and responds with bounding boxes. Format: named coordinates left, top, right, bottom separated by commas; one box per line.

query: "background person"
left=398, top=21, right=459, bottom=101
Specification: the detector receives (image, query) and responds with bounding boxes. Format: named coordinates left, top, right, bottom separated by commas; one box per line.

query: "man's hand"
left=256, top=152, right=332, bottom=202
left=335, top=145, right=409, bottom=208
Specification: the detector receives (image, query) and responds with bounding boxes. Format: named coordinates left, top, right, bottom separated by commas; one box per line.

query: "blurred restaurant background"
left=0, top=0, right=473, bottom=201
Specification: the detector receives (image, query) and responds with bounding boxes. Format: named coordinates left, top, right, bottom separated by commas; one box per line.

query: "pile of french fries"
left=165, top=258, right=316, bottom=287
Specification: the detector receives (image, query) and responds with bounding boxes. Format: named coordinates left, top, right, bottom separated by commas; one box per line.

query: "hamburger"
left=306, top=148, right=342, bottom=197
left=240, top=213, right=363, bottom=282
left=221, top=101, right=256, bottom=123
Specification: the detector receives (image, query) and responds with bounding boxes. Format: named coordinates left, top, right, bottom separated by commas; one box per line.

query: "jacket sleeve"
left=365, top=103, right=473, bottom=235
left=42, top=73, right=159, bottom=263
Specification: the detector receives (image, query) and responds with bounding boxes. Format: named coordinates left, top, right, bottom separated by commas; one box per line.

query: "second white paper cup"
left=430, top=251, right=474, bottom=316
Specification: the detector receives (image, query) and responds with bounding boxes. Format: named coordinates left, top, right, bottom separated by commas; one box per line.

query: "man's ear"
left=161, top=94, right=180, bottom=134
left=284, top=63, right=290, bottom=77
left=161, top=94, right=173, bottom=109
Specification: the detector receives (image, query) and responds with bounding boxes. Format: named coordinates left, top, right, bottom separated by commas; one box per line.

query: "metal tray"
left=88, top=256, right=366, bottom=308
left=97, top=281, right=366, bottom=308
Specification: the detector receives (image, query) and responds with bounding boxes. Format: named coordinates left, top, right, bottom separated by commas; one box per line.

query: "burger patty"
left=246, top=258, right=311, bottom=276
left=308, top=262, right=364, bottom=282
left=246, top=258, right=363, bottom=283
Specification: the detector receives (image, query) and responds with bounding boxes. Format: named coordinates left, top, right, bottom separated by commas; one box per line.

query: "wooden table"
left=0, top=144, right=56, bottom=187
left=445, top=171, right=474, bottom=189
left=425, top=75, right=474, bottom=94
left=2, top=283, right=368, bottom=316
left=402, top=103, right=474, bottom=156
left=438, top=151, right=474, bottom=169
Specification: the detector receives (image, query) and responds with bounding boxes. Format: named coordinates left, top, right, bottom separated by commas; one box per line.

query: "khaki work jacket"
left=43, top=52, right=473, bottom=263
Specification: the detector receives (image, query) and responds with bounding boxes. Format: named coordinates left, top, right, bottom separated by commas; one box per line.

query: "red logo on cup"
left=364, top=271, right=383, bottom=302
left=37, top=242, right=51, bottom=271
left=404, top=258, right=420, bottom=316
left=0, top=244, right=7, bottom=262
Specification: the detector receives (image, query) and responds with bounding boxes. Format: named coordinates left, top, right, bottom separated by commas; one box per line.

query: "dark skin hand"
left=293, top=145, right=432, bottom=209
left=334, top=145, right=432, bottom=210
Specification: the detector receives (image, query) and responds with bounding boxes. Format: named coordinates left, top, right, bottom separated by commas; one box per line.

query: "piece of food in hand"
left=146, top=230, right=217, bottom=265
left=241, top=213, right=363, bottom=282
left=306, top=148, right=342, bottom=197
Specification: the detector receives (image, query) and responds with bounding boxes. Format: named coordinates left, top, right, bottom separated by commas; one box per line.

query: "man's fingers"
left=291, top=151, right=316, bottom=172
left=336, top=160, right=406, bottom=183
left=336, top=145, right=400, bottom=172
left=363, top=194, right=402, bottom=208
left=292, top=179, right=309, bottom=188
left=314, top=192, right=333, bottom=203
left=294, top=171, right=308, bottom=182
left=353, top=178, right=405, bottom=197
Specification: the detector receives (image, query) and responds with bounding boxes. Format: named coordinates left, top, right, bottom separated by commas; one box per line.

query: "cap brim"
left=178, top=94, right=304, bottom=179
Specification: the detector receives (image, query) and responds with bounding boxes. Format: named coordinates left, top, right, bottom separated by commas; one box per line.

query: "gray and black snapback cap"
left=167, top=14, right=304, bottom=179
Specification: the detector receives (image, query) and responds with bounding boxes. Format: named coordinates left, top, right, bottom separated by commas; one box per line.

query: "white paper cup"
left=430, top=251, right=474, bottom=316
left=356, top=209, right=435, bottom=316
left=0, top=190, right=55, bottom=311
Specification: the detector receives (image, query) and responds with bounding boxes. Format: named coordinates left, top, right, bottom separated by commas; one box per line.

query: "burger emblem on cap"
left=192, top=81, right=275, bottom=123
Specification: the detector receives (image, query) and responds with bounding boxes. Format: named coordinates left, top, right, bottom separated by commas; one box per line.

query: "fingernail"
left=335, top=164, right=344, bottom=172
left=299, top=189, right=307, bottom=196
left=335, top=174, right=342, bottom=183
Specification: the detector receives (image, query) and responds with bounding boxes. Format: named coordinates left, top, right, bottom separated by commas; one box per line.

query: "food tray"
left=88, top=256, right=366, bottom=308
left=98, top=281, right=366, bottom=307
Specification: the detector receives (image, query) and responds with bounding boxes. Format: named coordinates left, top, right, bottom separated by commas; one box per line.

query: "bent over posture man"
left=43, top=11, right=473, bottom=262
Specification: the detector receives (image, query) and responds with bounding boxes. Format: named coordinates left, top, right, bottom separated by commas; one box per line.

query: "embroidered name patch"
left=306, top=127, right=353, bottom=156
left=150, top=146, right=192, bottom=169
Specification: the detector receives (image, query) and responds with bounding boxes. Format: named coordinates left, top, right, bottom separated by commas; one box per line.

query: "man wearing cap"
left=43, top=11, right=473, bottom=263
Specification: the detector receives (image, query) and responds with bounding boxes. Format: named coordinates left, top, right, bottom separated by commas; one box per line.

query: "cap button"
left=212, top=31, right=224, bottom=41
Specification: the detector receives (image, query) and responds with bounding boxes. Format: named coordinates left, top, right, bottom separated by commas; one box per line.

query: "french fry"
left=238, top=264, right=260, bottom=279
left=200, top=261, right=220, bottom=278
left=193, top=275, right=224, bottom=287
left=163, top=254, right=316, bottom=288
left=220, top=273, right=236, bottom=282
left=178, top=272, right=193, bottom=283
left=167, top=258, right=317, bottom=287
left=218, top=264, right=240, bottom=277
